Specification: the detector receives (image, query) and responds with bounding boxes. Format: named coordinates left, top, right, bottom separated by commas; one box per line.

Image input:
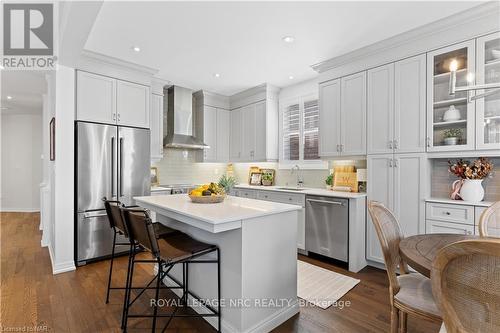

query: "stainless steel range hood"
left=164, top=86, right=208, bottom=149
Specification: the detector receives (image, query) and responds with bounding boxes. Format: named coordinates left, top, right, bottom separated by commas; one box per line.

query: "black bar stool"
left=121, top=207, right=221, bottom=333
left=102, top=199, right=178, bottom=328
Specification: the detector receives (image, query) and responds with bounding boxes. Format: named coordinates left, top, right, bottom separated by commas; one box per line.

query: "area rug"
left=297, top=260, right=360, bottom=309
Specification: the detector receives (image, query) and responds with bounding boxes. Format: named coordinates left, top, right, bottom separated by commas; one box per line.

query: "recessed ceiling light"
left=213, top=73, right=220, bottom=78
left=6, top=95, right=12, bottom=100
left=132, top=46, right=141, bottom=52
left=282, top=36, right=295, bottom=43
left=288, top=76, right=294, bottom=80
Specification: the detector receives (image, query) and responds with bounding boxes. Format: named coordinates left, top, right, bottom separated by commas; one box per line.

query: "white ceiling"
left=1, top=71, right=47, bottom=114
left=85, top=1, right=482, bottom=96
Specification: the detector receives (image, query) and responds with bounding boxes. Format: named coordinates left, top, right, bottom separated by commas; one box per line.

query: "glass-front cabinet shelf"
left=476, top=32, right=500, bottom=150
left=427, top=40, right=475, bottom=152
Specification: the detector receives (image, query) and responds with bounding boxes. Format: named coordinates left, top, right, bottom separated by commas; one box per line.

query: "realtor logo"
left=2, top=3, right=56, bottom=69
left=4, top=3, right=53, bottom=55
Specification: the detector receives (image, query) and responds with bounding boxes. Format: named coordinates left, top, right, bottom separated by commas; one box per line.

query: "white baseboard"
left=0, top=208, right=40, bottom=213
left=40, top=238, right=49, bottom=248
left=162, top=273, right=299, bottom=333
left=48, top=245, right=76, bottom=275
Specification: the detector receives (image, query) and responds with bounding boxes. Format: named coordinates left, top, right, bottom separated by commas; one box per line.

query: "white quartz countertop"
left=234, top=184, right=367, bottom=199
left=426, top=197, right=494, bottom=207
left=134, top=194, right=301, bottom=231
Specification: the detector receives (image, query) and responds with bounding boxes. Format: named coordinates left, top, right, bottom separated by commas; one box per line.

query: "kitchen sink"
left=276, top=187, right=306, bottom=191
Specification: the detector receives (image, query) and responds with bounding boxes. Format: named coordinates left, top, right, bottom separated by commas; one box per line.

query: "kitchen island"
left=134, top=194, right=302, bottom=333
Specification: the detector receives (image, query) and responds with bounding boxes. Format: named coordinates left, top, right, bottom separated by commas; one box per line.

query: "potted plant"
left=218, top=175, right=236, bottom=194
left=325, top=174, right=333, bottom=190
left=261, top=172, right=273, bottom=186
left=443, top=128, right=462, bottom=145
left=448, top=158, right=494, bottom=202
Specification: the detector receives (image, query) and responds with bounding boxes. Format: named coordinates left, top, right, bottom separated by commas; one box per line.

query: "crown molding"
left=80, top=50, right=158, bottom=75
left=76, top=50, right=159, bottom=85
left=312, top=2, right=500, bottom=75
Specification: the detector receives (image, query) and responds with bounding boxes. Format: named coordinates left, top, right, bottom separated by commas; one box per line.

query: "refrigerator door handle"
left=83, top=211, right=108, bottom=219
left=111, top=136, right=115, bottom=198
left=119, top=137, right=124, bottom=198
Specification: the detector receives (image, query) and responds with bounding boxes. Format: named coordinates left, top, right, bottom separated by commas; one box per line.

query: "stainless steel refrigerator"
left=75, top=121, right=150, bottom=266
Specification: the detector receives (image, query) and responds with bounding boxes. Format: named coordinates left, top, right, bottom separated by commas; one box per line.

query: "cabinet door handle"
left=466, top=230, right=472, bottom=235
left=394, top=140, right=399, bottom=149
left=113, top=113, right=116, bottom=121
left=394, top=159, right=398, bottom=168
left=426, top=137, right=431, bottom=147
left=336, top=144, right=339, bottom=152
left=444, top=211, right=451, bottom=215
left=389, top=159, right=393, bottom=168
left=117, top=113, right=121, bottom=122
left=340, top=144, right=344, bottom=152
left=388, top=140, right=393, bottom=149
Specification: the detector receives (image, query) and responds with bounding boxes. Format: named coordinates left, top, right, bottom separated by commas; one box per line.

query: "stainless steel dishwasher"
left=305, top=195, right=348, bottom=262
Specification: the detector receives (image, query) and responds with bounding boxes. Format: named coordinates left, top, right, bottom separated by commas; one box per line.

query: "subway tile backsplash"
left=153, top=150, right=363, bottom=190
left=431, top=158, right=500, bottom=201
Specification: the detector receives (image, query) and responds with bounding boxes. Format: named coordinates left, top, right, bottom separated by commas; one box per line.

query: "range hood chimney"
left=164, top=86, right=208, bottom=149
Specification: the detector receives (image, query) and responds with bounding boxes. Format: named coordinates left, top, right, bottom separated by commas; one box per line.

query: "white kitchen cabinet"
left=216, top=109, right=230, bottom=162
left=476, top=32, right=500, bottom=150
left=426, top=220, right=474, bottom=235
left=319, top=79, right=341, bottom=157
left=203, top=106, right=218, bottom=162
left=366, top=154, right=425, bottom=264
left=427, top=40, right=476, bottom=152
left=393, top=154, right=426, bottom=237
left=366, top=155, right=394, bottom=263
left=319, top=73, right=366, bottom=157
left=367, top=55, right=426, bottom=155
left=395, top=54, right=426, bottom=153
left=230, top=108, right=243, bottom=161
left=116, top=80, right=150, bottom=128
left=241, top=104, right=257, bottom=160
left=150, top=93, right=164, bottom=162
left=77, top=71, right=116, bottom=124
left=367, top=64, right=394, bottom=155
left=341, top=72, right=367, bottom=156
left=254, top=101, right=267, bottom=161
left=76, top=70, right=151, bottom=129
left=229, top=84, right=279, bottom=162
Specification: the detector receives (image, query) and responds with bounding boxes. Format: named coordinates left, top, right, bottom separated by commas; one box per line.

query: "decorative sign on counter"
left=333, top=165, right=358, bottom=193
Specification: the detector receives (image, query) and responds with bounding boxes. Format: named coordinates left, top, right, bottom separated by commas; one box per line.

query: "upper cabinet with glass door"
left=427, top=40, right=475, bottom=152
left=476, top=32, right=500, bottom=150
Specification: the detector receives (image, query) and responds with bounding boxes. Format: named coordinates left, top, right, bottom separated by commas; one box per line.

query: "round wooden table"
left=399, top=234, right=477, bottom=278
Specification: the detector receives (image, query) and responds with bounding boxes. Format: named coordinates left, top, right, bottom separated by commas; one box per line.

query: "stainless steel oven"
left=305, top=195, right=348, bottom=262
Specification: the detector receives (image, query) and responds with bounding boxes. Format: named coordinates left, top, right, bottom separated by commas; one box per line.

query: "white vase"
left=443, top=105, right=461, bottom=122
left=460, top=179, right=485, bottom=202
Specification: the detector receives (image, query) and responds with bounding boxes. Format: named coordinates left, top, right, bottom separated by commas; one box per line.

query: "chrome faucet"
left=291, top=164, right=304, bottom=187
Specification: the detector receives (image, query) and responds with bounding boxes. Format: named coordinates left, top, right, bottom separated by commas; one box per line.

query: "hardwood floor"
left=0, top=212, right=441, bottom=332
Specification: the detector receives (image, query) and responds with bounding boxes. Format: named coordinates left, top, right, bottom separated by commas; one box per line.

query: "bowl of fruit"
left=188, top=183, right=226, bottom=203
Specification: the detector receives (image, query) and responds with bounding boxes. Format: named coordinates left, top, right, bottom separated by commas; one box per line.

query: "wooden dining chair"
left=431, top=238, right=500, bottom=333
left=368, top=201, right=442, bottom=333
left=479, top=201, right=500, bottom=237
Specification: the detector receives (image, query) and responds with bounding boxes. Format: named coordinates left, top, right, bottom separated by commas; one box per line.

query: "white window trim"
left=279, top=93, right=328, bottom=170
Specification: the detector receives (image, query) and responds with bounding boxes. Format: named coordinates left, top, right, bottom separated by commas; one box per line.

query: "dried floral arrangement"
left=448, top=157, right=494, bottom=180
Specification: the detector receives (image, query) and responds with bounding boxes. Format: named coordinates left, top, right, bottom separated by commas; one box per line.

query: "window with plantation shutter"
left=303, top=99, right=319, bottom=160
left=280, top=95, right=325, bottom=168
left=283, top=103, right=300, bottom=160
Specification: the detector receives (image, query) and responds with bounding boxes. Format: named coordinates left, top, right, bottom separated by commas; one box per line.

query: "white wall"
left=0, top=113, right=43, bottom=212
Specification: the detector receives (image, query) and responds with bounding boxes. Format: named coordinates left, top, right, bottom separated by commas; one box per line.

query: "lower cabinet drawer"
left=256, top=191, right=305, bottom=206
left=425, top=202, right=474, bottom=225
left=237, top=189, right=257, bottom=199
left=426, top=220, right=474, bottom=235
